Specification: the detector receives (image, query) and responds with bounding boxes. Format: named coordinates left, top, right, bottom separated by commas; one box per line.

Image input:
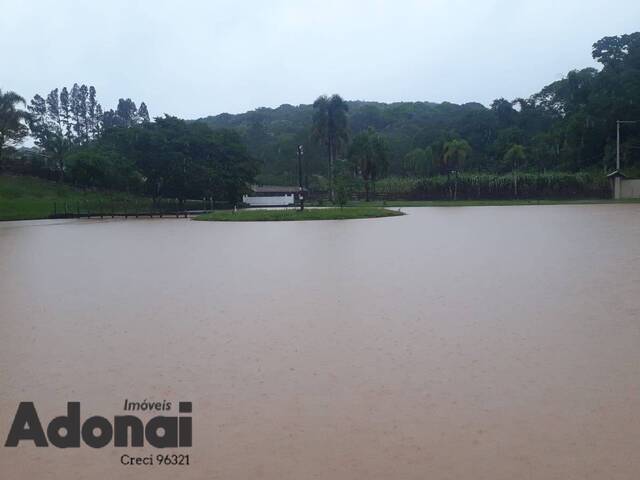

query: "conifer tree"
left=27, top=94, right=47, bottom=148
left=59, top=87, right=71, bottom=139
left=138, top=102, right=150, bottom=123
left=46, top=88, right=61, bottom=134
left=88, top=86, right=97, bottom=138
left=70, top=83, right=81, bottom=140
left=78, top=84, right=89, bottom=142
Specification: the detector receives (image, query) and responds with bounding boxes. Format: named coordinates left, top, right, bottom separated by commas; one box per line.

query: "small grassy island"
left=194, top=207, right=404, bottom=222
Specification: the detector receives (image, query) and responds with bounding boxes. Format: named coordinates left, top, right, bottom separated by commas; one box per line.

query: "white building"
left=242, top=185, right=305, bottom=207
left=608, top=171, right=640, bottom=199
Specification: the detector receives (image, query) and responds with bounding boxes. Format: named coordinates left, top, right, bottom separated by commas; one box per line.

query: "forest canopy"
left=198, top=32, right=640, bottom=183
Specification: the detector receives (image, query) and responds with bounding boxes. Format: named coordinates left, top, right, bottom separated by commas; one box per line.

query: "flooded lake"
left=1, top=205, right=640, bottom=479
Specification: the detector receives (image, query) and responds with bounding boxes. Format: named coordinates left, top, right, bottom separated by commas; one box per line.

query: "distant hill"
left=195, top=33, right=640, bottom=182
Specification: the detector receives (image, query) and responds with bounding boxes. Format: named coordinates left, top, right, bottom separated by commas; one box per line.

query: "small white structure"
left=621, top=179, right=640, bottom=198
left=608, top=170, right=640, bottom=199
left=242, top=194, right=294, bottom=207
left=242, top=185, right=304, bottom=207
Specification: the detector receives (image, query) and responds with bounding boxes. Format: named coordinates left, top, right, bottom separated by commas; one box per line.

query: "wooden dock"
left=49, top=210, right=209, bottom=219
left=48, top=200, right=216, bottom=219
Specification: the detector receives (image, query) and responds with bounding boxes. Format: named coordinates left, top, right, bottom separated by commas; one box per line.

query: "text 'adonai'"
left=4, top=401, right=192, bottom=448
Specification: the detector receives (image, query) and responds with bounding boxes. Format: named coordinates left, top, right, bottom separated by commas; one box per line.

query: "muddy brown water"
left=1, top=205, right=640, bottom=479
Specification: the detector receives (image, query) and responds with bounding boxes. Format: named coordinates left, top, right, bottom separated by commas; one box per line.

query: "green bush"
left=372, top=172, right=609, bottom=199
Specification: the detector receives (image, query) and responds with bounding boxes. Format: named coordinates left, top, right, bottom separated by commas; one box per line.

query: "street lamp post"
left=297, top=145, right=304, bottom=212
left=616, top=120, right=637, bottom=171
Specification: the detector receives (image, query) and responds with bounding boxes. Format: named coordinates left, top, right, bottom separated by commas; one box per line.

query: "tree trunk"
left=57, top=158, right=65, bottom=183
left=328, top=138, right=334, bottom=202
left=453, top=176, right=458, bottom=201
left=0, top=134, right=5, bottom=172
left=365, top=180, right=370, bottom=202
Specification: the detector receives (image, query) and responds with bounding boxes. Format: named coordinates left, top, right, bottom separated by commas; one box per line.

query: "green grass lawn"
left=0, top=175, right=145, bottom=221
left=194, top=207, right=405, bottom=222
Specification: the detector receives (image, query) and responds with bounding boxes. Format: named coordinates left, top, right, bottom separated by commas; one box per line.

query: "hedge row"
left=371, top=173, right=610, bottom=200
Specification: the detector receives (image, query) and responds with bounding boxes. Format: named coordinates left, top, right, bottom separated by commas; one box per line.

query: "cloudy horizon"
left=2, top=0, right=639, bottom=119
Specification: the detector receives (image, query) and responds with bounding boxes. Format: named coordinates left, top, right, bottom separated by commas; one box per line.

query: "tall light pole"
left=297, top=145, right=304, bottom=212
left=616, top=120, right=637, bottom=171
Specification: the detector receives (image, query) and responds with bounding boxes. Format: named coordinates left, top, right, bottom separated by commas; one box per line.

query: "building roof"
left=251, top=185, right=305, bottom=194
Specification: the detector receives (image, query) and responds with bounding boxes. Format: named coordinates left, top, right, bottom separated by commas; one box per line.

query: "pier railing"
left=49, top=198, right=226, bottom=219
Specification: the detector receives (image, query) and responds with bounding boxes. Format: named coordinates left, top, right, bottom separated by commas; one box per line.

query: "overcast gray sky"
left=2, top=0, right=639, bottom=119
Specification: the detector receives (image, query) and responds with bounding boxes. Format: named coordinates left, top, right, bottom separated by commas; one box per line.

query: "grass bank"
left=0, top=175, right=144, bottom=221
left=194, top=207, right=404, bottom=222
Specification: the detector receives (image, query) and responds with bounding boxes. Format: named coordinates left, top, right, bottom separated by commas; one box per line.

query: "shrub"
left=371, top=172, right=609, bottom=200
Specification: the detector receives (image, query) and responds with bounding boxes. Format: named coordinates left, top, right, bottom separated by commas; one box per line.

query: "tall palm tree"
left=349, top=127, right=389, bottom=201
left=442, top=139, right=472, bottom=172
left=0, top=89, right=30, bottom=170
left=312, top=94, right=349, bottom=201
left=442, top=139, right=472, bottom=200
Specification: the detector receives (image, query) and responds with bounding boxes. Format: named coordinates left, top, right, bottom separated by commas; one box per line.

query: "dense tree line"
left=29, top=84, right=103, bottom=147
left=200, top=32, right=640, bottom=184
left=64, top=116, right=258, bottom=204
left=25, top=84, right=151, bottom=182
left=2, top=31, right=639, bottom=202
left=1, top=84, right=257, bottom=203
